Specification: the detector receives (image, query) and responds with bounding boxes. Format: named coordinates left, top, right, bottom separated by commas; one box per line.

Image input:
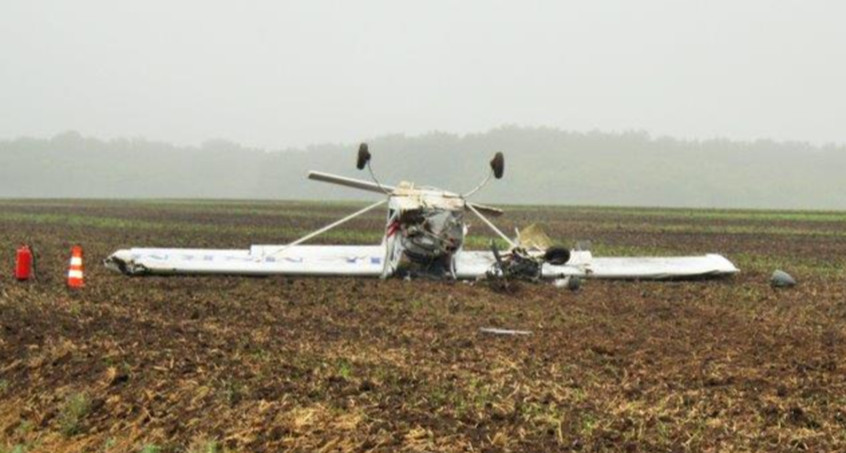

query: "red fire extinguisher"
left=15, top=245, right=34, bottom=281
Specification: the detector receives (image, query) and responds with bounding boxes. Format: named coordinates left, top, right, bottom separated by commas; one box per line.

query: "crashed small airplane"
left=105, top=145, right=738, bottom=280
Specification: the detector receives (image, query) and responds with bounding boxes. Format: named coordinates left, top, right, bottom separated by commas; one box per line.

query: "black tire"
left=490, top=152, right=505, bottom=179
left=357, top=143, right=371, bottom=170
left=544, top=246, right=570, bottom=265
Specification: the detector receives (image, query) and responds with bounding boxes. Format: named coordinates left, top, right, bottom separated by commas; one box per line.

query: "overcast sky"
left=1, top=1, right=844, bottom=148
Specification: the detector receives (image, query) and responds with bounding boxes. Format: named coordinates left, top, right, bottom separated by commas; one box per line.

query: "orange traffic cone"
left=67, top=246, right=85, bottom=289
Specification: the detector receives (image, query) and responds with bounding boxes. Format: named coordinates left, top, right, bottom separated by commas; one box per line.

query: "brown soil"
left=1, top=201, right=845, bottom=452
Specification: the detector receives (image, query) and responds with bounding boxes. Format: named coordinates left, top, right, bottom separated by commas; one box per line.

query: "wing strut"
left=466, top=202, right=517, bottom=248
left=270, top=199, right=387, bottom=257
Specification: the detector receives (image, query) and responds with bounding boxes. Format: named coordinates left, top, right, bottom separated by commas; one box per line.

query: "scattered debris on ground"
left=479, top=327, right=532, bottom=336
left=771, top=269, right=797, bottom=288
left=554, top=275, right=581, bottom=291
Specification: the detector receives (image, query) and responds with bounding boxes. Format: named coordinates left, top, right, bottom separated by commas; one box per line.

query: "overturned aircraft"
left=105, top=145, right=738, bottom=281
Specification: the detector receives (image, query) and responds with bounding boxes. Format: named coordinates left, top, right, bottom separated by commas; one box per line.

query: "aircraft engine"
left=399, top=208, right=465, bottom=264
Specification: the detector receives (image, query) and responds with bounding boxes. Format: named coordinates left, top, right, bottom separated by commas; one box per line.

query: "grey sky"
left=1, top=1, right=844, bottom=148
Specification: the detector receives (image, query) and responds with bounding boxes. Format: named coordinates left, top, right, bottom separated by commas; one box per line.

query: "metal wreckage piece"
left=486, top=224, right=569, bottom=279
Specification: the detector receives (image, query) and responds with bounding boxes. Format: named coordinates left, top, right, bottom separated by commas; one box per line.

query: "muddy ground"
left=1, top=200, right=845, bottom=452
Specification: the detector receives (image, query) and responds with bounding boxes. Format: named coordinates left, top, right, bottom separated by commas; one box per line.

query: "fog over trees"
left=2, top=127, right=845, bottom=210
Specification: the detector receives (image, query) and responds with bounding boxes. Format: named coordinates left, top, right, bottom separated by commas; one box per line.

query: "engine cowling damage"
left=383, top=182, right=468, bottom=278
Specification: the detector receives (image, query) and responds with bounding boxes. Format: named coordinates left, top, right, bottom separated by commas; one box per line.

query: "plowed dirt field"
left=1, top=200, right=845, bottom=452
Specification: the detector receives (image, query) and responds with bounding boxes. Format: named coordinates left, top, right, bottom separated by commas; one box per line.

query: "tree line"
left=2, top=127, right=844, bottom=209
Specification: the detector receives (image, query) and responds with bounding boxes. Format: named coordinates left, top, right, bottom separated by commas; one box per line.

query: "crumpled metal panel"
left=390, top=183, right=465, bottom=212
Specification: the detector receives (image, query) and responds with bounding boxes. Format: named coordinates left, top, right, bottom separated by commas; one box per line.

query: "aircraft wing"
left=454, top=250, right=738, bottom=280
left=584, top=254, right=739, bottom=279
left=104, top=245, right=386, bottom=276
left=106, top=244, right=738, bottom=280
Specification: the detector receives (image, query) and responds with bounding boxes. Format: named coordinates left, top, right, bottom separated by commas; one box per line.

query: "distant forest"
left=2, top=127, right=845, bottom=209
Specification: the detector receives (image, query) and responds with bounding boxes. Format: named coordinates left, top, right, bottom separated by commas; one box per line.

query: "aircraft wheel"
left=544, top=247, right=571, bottom=265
